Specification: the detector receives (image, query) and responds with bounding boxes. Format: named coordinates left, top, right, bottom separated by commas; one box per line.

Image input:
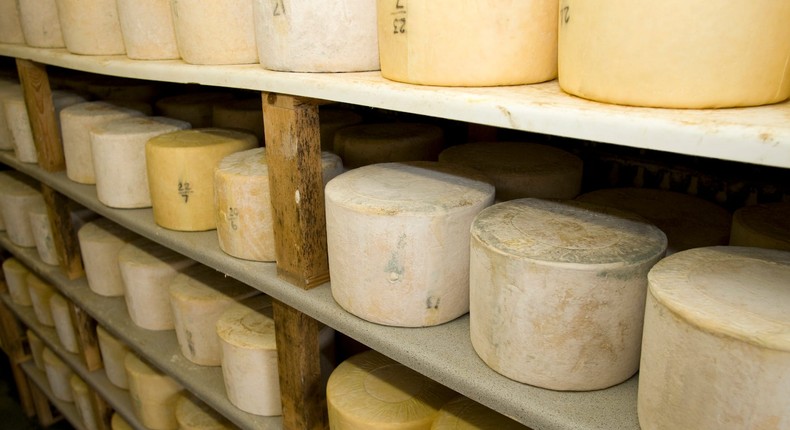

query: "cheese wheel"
left=146, top=128, right=258, bottom=231
left=558, top=0, right=790, bottom=108
left=215, top=148, right=343, bottom=261
left=78, top=218, right=138, bottom=297
left=27, top=274, right=57, bottom=327
left=211, top=98, right=264, bottom=142
left=0, top=0, right=24, bottom=44
left=0, top=172, right=43, bottom=247
left=0, top=170, right=31, bottom=230
left=175, top=394, right=234, bottom=430
left=377, top=0, right=557, bottom=87
left=116, top=0, right=179, bottom=60
left=91, top=116, right=191, bottom=209
left=70, top=374, right=99, bottom=430
left=334, top=123, right=444, bottom=168
left=253, top=0, right=379, bottom=72
left=432, top=396, right=530, bottom=430
left=29, top=200, right=59, bottom=265
left=2, top=258, right=32, bottom=306
left=326, top=162, right=495, bottom=327
left=111, top=413, right=133, bottom=430
left=27, top=329, right=46, bottom=371
left=18, top=0, right=64, bottom=48
left=154, top=92, right=235, bottom=128
left=55, top=0, right=126, bottom=55
left=0, top=83, right=22, bottom=150
left=171, top=0, right=258, bottom=65
left=470, top=199, right=667, bottom=390
left=639, top=246, right=790, bottom=430
left=169, top=265, right=260, bottom=365
left=118, top=238, right=196, bottom=330
left=42, top=348, right=74, bottom=402
left=96, top=325, right=130, bottom=389
left=327, top=350, right=457, bottom=430
left=319, top=109, right=363, bottom=152
left=50, top=294, right=79, bottom=354
left=125, top=353, right=183, bottom=430
left=439, top=142, right=584, bottom=201
left=730, top=202, right=790, bottom=252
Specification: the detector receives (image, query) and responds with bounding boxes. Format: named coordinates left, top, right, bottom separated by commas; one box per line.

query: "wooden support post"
left=262, top=93, right=329, bottom=289
left=89, top=389, right=113, bottom=430
left=69, top=303, right=103, bottom=371
left=15, top=59, right=64, bottom=172
left=0, top=300, right=36, bottom=417
left=29, top=382, right=61, bottom=427
left=272, top=299, right=327, bottom=430
left=41, top=184, right=85, bottom=279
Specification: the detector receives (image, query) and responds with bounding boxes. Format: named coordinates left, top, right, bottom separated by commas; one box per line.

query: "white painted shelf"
left=20, top=360, right=87, bottom=430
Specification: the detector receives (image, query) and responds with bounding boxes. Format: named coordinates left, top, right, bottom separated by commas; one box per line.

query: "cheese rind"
left=333, top=123, right=444, bottom=168
left=111, top=413, right=133, bottom=430
left=116, top=0, right=179, bottom=60
left=3, top=258, right=32, bottom=306
left=125, top=353, right=183, bottom=430
left=175, top=394, right=234, bottom=430
left=319, top=109, right=363, bottom=152
left=27, top=274, right=57, bottom=327
left=18, top=0, right=64, bottom=48
left=431, top=395, right=531, bottom=430
left=0, top=172, right=43, bottom=247
left=78, top=218, right=138, bottom=297
left=42, top=348, right=74, bottom=402
left=0, top=0, right=24, bottom=44
left=0, top=83, right=23, bottom=150
left=50, top=294, right=79, bottom=353
left=29, top=200, right=59, bottom=265
left=70, top=374, right=99, bottom=430
left=97, top=326, right=130, bottom=389
left=171, top=0, right=258, bottom=65
left=730, top=202, right=790, bottom=252
left=27, top=329, right=46, bottom=370
left=211, top=98, right=264, bottom=143
left=55, top=0, right=126, bottom=55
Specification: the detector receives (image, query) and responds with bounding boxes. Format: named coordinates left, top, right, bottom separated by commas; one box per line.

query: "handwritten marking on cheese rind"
left=228, top=207, right=239, bottom=230
left=178, top=181, right=193, bottom=203
left=273, top=0, right=285, bottom=16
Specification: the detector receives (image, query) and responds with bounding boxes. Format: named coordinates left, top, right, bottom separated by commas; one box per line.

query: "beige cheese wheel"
left=125, top=353, right=183, bottom=430
left=558, top=0, right=790, bottom=108
left=377, top=0, right=557, bottom=87
left=254, top=0, right=379, bottom=72
left=211, top=98, right=264, bottom=142
left=118, top=238, right=196, bottom=330
left=215, top=148, right=343, bottom=261
left=431, top=396, right=531, bottom=430
left=96, top=325, right=130, bottom=389
left=78, top=218, right=138, bottom=297
left=42, top=348, right=74, bottom=402
left=154, top=93, right=235, bottom=128
left=0, top=83, right=22, bottom=150
left=175, top=394, right=234, bottom=430
left=639, top=246, right=790, bottom=430
left=146, top=128, right=258, bottom=231
left=439, top=142, right=584, bottom=201
left=2, top=258, right=32, bottom=306
left=730, top=202, right=790, bottom=252
left=470, top=199, right=667, bottom=390
left=91, top=116, right=191, bottom=209
left=27, top=329, right=46, bottom=371
left=171, top=0, right=258, bottom=65
left=55, top=0, right=126, bottom=55
left=18, top=0, right=64, bottom=48
left=70, top=374, right=99, bottom=430
left=50, top=294, right=79, bottom=354
left=327, top=350, right=457, bottom=430
left=28, top=274, right=57, bottom=326
left=116, top=0, right=179, bottom=60
left=333, top=123, right=444, bottom=168
left=0, top=0, right=24, bottom=44
left=0, top=172, right=43, bottom=247
left=29, top=200, right=59, bottom=265
left=169, top=265, right=260, bottom=365
left=319, top=109, right=363, bottom=152
left=326, top=162, right=495, bottom=327
left=111, top=413, right=134, bottom=430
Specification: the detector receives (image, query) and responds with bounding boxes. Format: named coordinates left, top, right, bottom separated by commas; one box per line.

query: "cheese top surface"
left=432, top=396, right=530, bottom=430
left=147, top=128, right=257, bottom=150
left=217, top=147, right=341, bottom=177
left=78, top=218, right=137, bottom=244
left=111, top=413, right=133, bottom=430
left=733, top=202, right=790, bottom=244
left=61, top=101, right=142, bottom=119
left=2, top=258, right=27, bottom=274
left=216, top=296, right=275, bottom=349
left=176, top=395, right=232, bottom=430
left=92, top=116, right=191, bottom=137
left=124, top=352, right=161, bottom=377
left=118, top=237, right=194, bottom=269
left=648, top=246, right=790, bottom=351
left=170, top=265, right=257, bottom=302
left=0, top=172, right=39, bottom=197
left=51, top=91, right=86, bottom=110
left=69, top=374, right=89, bottom=394
left=42, top=348, right=67, bottom=369
left=439, top=142, right=582, bottom=175
left=27, top=274, right=55, bottom=294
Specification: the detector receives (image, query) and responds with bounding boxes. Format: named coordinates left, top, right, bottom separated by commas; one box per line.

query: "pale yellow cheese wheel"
left=78, top=218, right=138, bottom=297
left=319, top=109, right=363, bottom=152
left=42, top=348, right=74, bottom=402
left=171, top=0, right=258, bottom=65
left=175, top=394, right=234, bottom=430
left=116, top=0, right=179, bottom=60
left=111, top=413, right=134, bottom=430
left=211, top=98, right=264, bottom=143
left=70, top=374, right=99, bottom=430
left=431, top=396, right=530, bottom=430
left=29, top=200, right=59, bottom=265
left=18, top=0, right=64, bottom=48
left=730, top=202, right=790, bottom=252
left=55, top=0, right=126, bottom=55
left=0, top=83, right=23, bottom=150
left=50, top=294, right=79, bottom=354
left=146, top=128, right=258, bottom=231
left=639, top=246, right=790, bottom=429
left=27, top=329, right=46, bottom=371
left=333, top=123, right=444, bottom=168
left=125, top=353, right=183, bottom=430
left=0, top=0, right=24, bottom=44
left=27, top=274, right=57, bottom=327
left=96, top=325, right=130, bottom=389
left=0, top=172, right=43, bottom=247
left=558, top=0, right=790, bottom=108
left=377, top=0, right=557, bottom=86
left=2, top=258, right=32, bottom=306
left=154, top=93, right=235, bottom=128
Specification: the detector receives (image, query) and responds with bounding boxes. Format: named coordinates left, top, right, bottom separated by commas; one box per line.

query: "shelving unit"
left=20, top=360, right=87, bottom=430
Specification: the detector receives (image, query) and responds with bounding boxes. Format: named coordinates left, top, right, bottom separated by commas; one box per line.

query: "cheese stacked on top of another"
left=0, top=171, right=43, bottom=247
left=175, top=394, right=234, bottom=430
left=2, top=258, right=32, bottom=306
left=18, top=0, right=64, bottom=48
left=78, top=218, right=139, bottom=297
left=55, top=0, right=126, bottom=55
left=171, top=0, right=258, bottom=65
left=333, top=123, right=444, bottom=168
left=97, top=326, right=130, bottom=389
left=50, top=294, right=79, bottom=354
left=431, top=396, right=532, bottom=430
left=730, top=201, right=790, bottom=251
left=125, top=353, right=183, bottom=430
left=42, top=348, right=74, bottom=402
left=116, top=0, right=179, bottom=60
left=27, top=274, right=57, bottom=327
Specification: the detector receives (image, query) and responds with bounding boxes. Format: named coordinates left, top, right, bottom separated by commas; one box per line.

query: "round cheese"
left=125, top=353, right=183, bottom=430
left=27, top=274, right=57, bottom=327
left=211, top=98, right=264, bottom=143
left=254, top=0, right=379, bottom=72
left=154, top=92, right=235, bottom=128
left=325, top=162, right=495, bottom=327
left=214, top=148, right=343, bottom=261
left=730, top=202, right=790, bottom=252
left=558, top=0, right=790, bottom=108
left=55, top=0, right=126, bottom=55
left=377, top=0, right=557, bottom=86
left=116, top=0, right=179, bottom=60
left=469, top=199, right=667, bottom=390
left=639, top=246, right=790, bottom=430
left=118, top=238, right=196, bottom=330
left=2, top=258, right=32, bottom=306
left=111, top=413, right=133, bottom=430
left=175, top=394, right=234, bottom=430
left=327, top=349, right=457, bottom=430
left=0, top=83, right=23, bottom=150
left=91, top=116, right=191, bottom=209
left=70, top=374, right=99, bottom=430
left=171, top=0, right=258, bottom=65
left=50, top=294, right=79, bottom=354
left=42, top=348, right=74, bottom=402
left=432, top=396, right=530, bottom=430
left=27, top=329, right=46, bottom=371
left=439, top=142, right=584, bottom=201
left=18, top=0, right=64, bottom=48
left=333, top=123, right=444, bottom=168
left=96, top=325, right=130, bottom=389
left=78, top=218, right=138, bottom=297
left=319, top=109, right=363, bottom=152
left=29, top=200, right=59, bottom=265
left=146, top=128, right=258, bottom=231
left=0, top=0, right=24, bottom=44
left=0, top=172, right=43, bottom=247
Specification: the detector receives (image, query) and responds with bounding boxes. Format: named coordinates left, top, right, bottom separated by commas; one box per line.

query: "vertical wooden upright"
left=41, top=186, right=85, bottom=279
left=0, top=298, right=36, bottom=417
left=68, top=303, right=103, bottom=371
left=15, top=59, right=65, bottom=172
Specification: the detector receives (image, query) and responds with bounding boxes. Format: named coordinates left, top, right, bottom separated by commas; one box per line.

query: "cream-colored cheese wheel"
left=29, top=200, right=59, bottom=265
left=27, top=274, right=57, bottom=327
left=215, top=148, right=343, bottom=261
left=169, top=265, right=260, bottom=365
left=70, top=374, right=99, bottom=430
left=211, top=98, right=264, bottom=142
left=333, top=123, right=444, bottom=168
left=326, top=162, right=495, bottom=327
left=0, top=170, right=29, bottom=230
left=154, top=93, right=235, bottom=128
left=42, top=348, right=74, bottom=402
left=0, top=83, right=22, bottom=150
left=111, top=413, right=133, bottom=430
left=27, top=329, right=46, bottom=371
left=118, top=238, right=196, bottom=330
left=558, top=0, right=790, bottom=108
left=319, top=109, right=363, bottom=152
left=470, top=199, right=667, bottom=390
left=171, top=0, right=258, bottom=65
left=116, top=0, right=179, bottom=60
left=327, top=350, right=457, bottom=430
left=253, top=0, right=379, bottom=72
left=78, top=218, right=138, bottom=297
left=0, top=172, right=43, bottom=247
left=431, top=396, right=530, bottom=430
left=146, top=128, right=258, bottom=231
left=377, top=0, right=557, bottom=86
left=50, top=294, right=79, bottom=354
left=639, top=246, right=790, bottom=430
left=439, top=142, right=584, bottom=201
left=125, top=353, right=183, bottom=430
left=91, top=116, right=191, bottom=209
left=55, top=0, right=126, bottom=55
left=730, top=202, right=790, bottom=252
left=18, top=0, right=64, bottom=48
left=175, top=394, right=234, bottom=430
left=0, top=0, right=24, bottom=44
left=2, top=258, right=32, bottom=306
left=96, top=325, right=130, bottom=389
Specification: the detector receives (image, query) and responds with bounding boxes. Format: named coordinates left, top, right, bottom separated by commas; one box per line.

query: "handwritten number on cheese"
left=392, top=0, right=406, bottom=34
left=178, top=181, right=193, bottom=203
left=273, top=0, right=285, bottom=16
left=393, top=17, right=406, bottom=34
left=395, top=0, right=404, bottom=8
left=561, top=5, right=570, bottom=24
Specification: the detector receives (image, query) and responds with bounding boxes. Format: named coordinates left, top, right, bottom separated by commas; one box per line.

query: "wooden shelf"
left=20, top=360, right=88, bottom=430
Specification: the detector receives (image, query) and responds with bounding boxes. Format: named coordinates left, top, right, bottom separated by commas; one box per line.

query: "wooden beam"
left=69, top=303, right=103, bottom=371
left=29, top=382, right=62, bottom=427
left=15, top=59, right=64, bottom=172
left=41, top=185, right=85, bottom=279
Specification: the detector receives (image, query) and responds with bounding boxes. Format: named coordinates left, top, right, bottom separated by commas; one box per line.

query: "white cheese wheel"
left=377, top=0, right=557, bottom=86
left=96, top=325, right=130, bottom=389
left=169, top=265, right=260, bottom=365
left=0, top=83, right=23, bottom=150
left=42, top=348, right=74, bottom=402
left=211, top=98, right=264, bottom=142
left=18, top=0, right=64, bottom=48
left=29, top=200, right=59, bottom=265
left=116, top=0, right=179, bottom=60
left=432, top=396, right=530, bottom=430
left=253, top=0, right=379, bottom=72
left=215, top=148, right=343, bottom=261
left=333, top=123, right=444, bottom=168
left=146, top=128, right=258, bottom=231
left=125, top=353, right=183, bottom=430
left=175, top=394, right=234, bottom=430
left=27, top=329, right=46, bottom=371
left=27, top=274, right=57, bottom=327
left=639, top=246, right=790, bottom=430
left=55, top=0, right=126, bottom=55
left=326, top=162, right=495, bottom=327
left=171, top=0, right=258, bottom=65
left=78, top=218, right=138, bottom=297
left=470, top=199, right=667, bottom=390
left=730, top=202, right=790, bottom=252
left=111, top=413, right=133, bottom=430
left=50, top=294, right=79, bottom=354
left=319, top=109, right=363, bottom=152
left=70, top=374, right=99, bottom=430
left=439, top=142, right=584, bottom=201
left=118, top=238, right=196, bottom=330
left=154, top=92, right=235, bottom=128
left=2, top=258, right=32, bottom=306
left=0, top=0, right=24, bottom=44
left=91, top=116, right=191, bottom=209
left=558, top=0, right=790, bottom=108
left=0, top=171, right=43, bottom=247
left=327, top=350, right=457, bottom=430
